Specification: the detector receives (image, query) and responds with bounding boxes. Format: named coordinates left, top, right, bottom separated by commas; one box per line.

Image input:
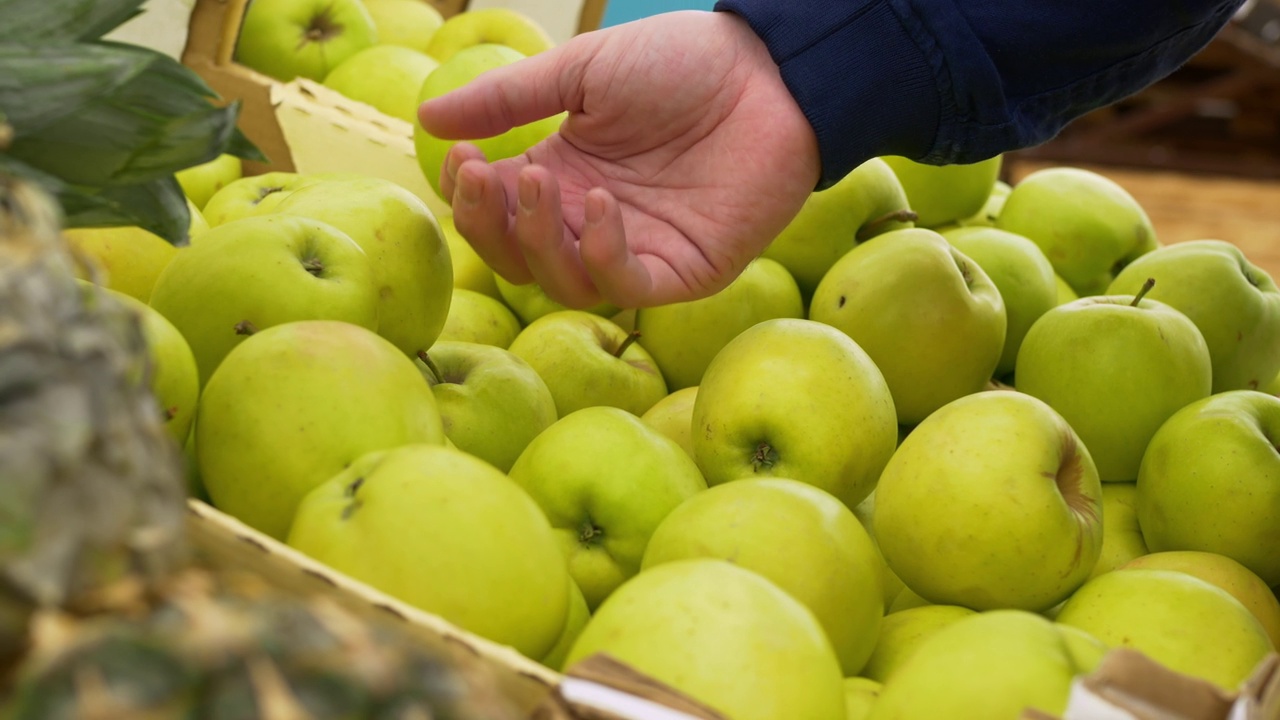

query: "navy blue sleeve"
left=713, top=0, right=1244, bottom=188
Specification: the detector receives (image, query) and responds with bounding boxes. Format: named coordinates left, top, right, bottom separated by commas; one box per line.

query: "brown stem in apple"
left=1129, top=278, right=1156, bottom=307
left=857, top=209, right=919, bottom=242
left=234, top=320, right=258, bottom=336
left=416, top=350, right=444, bottom=385
left=751, top=442, right=779, bottom=473
left=613, top=330, right=642, bottom=358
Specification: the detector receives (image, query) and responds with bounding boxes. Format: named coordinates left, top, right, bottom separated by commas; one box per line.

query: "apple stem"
left=234, top=320, right=258, bottom=336
left=613, top=331, right=642, bottom=358
left=1130, top=278, right=1156, bottom=306
left=416, top=350, right=444, bottom=385
left=857, top=209, right=919, bottom=242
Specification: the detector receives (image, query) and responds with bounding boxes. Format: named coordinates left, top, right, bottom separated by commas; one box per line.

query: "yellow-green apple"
left=639, top=386, right=698, bottom=460
left=634, top=257, right=804, bottom=390
left=287, top=443, right=569, bottom=660
left=436, top=287, right=521, bottom=348
left=415, top=44, right=564, bottom=200
left=269, top=176, right=453, bottom=356
left=539, top=577, right=590, bottom=672
left=642, top=478, right=883, bottom=676
left=323, top=45, right=439, bottom=124
left=1055, top=568, right=1273, bottom=691
left=565, top=559, right=846, bottom=720
left=941, top=226, right=1057, bottom=378
left=201, top=172, right=332, bottom=227
left=874, top=391, right=1104, bottom=611
left=887, top=588, right=932, bottom=614
left=507, top=311, right=667, bottom=417
left=97, top=286, right=200, bottom=444
left=852, top=492, right=907, bottom=611
left=175, top=154, right=242, bottom=211
left=1087, top=481, right=1148, bottom=580
left=880, top=155, right=1002, bottom=229
left=1136, top=390, right=1280, bottom=586
left=810, top=228, right=1006, bottom=425
left=692, top=318, right=897, bottom=511
left=997, top=167, right=1157, bottom=296
left=867, top=610, right=1106, bottom=720
left=860, top=605, right=976, bottom=683
left=1016, top=284, right=1212, bottom=481
left=1055, top=274, right=1078, bottom=305
left=148, top=215, right=379, bottom=386
left=1120, top=551, right=1280, bottom=649
left=362, top=0, right=443, bottom=52
left=417, top=340, right=556, bottom=473
left=611, top=308, right=636, bottom=332
left=508, top=407, right=706, bottom=609
left=844, top=678, right=882, bottom=720
left=196, top=321, right=443, bottom=539
left=954, top=179, right=1012, bottom=228
left=441, top=213, right=500, bottom=299
left=234, top=0, right=377, bottom=82
left=1108, top=240, right=1280, bottom=392
left=424, top=8, right=554, bottom=62
left=496, top=275, right=617, bottom=325
left=64, top=199, right=208, bottom=303
left=1268, top=371, right=1280, bottom=396
left=762, top=157, right=913, bottom=298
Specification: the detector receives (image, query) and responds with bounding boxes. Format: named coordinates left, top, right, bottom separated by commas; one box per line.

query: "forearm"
left=715, top=0, right=1245, bottom=188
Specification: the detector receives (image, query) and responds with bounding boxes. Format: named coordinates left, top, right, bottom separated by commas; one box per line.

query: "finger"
left=417, top=42, right=584, bottom=141
left=439, top=143, right=487, bottom=205
left=514, top=166, right=602, bottom=309
left=577, top=188, right=660, bottom=308
left=451, top=159, right=533, bottom=284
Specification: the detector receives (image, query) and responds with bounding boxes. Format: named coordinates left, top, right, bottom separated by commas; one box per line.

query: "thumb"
left=417, top=43, right=583, bottom=141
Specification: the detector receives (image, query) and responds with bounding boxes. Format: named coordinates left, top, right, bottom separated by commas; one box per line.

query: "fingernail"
left=445, top=149, right=463, bottom=184
left=518, top=174, right=540, bottom=214
left=585, top=191, right=605, bottom=224
left=458, top=174, right=481, bottom=207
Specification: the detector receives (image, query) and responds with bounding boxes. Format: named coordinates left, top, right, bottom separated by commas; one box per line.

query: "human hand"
left=417, top=10, right=820, bottom=309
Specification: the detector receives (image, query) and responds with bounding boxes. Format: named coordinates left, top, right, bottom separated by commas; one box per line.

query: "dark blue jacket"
left=714, top=0, right=1245, bottom=188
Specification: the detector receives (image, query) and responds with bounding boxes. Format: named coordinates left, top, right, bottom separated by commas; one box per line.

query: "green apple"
left=692, top=318, right=898, bottom=511
left=323, top=45, right=439, bottom=124
left=1055, top=274, right=1078, bottom=305
left=496, top=275, right=617, bottom=325
left=508, top=406, right=706, bottom=609
left=235, top=0, right=377, bottom=82
left=881, top=155, right=1002, bottom=229
left=762, top=157, right=913, bottom=298
left=874, top=391, right=1104, bottom=611
left=860, top=604, right=976, bottom=683
left=148, top=215, right=379, bottom=386
left=1108, top=240, right=1280, bottom=393
left=424, top=8, right=554, bottom=62
left=1136, top=390, right=1280, bottom=586
left=1016, top=286, right=1213, bottom=481
left=197, top=320, right=444, bottom=539
left=997, top=167, right=1157, bottom=296
left=441, top=213, right=500, bottom=300
left=1268, top=371, right=1280, bottom=396
left=507, top=310, right=667, bottom=418
left=867, top=610, right=1104, bottom=720
left=844, top=677, right=882, bottom=720
left=175, top=154, right=242, bottom=211
left=417, top=340, right=556, bottom=473
left=941, top=226, right=1057, bottom=378
left=269, top=176, right=453, bottom=356
left=810, top=228, right=1006, bottom=425
left=639, top=386, right=698, bottom=460
left=565, top=559, right=846, bottom=720
left=287, top=443, right=570, bottom=660
left=1087, top=481, right=1149, bottom=580
left=97, top=287, right=200, bottom=445
left=436, top=288, right=521, bottom=348
left=642, top=478, right=883, bottom=676
left=1120, top=551, right=1280, bottom=649
left=539, top=576, right=590, bottom=672
left=887, top=588, right=932, bottom=614
left=64, top=199, right=208, bottom=303
left=851, top=492, right=907, bottom=612
left=362, top=0, right=443, bottom=53
left=201, top=172, right=331, bottom=227
left=415, top=44, right=564, bottom=201
left=954, top=180, right=1012, bottom=228
left=1056, top=569, right=1273, bottom=691
left=634, top=257, right=804, bottom=390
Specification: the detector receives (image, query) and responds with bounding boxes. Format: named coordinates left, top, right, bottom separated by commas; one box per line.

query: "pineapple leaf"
left=0, top=44, right=153, bottom=134
left=0, top=0, right=147, bottom=44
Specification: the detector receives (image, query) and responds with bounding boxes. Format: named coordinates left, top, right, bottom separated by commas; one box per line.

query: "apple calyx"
left=300, top=257, right=324, bottom=277
left=751, top=441, right=779, bottom=473
left=613, top=331, right=642, bottom=359
left=341, top=476, right=365, bottom=520
left=578, top=517, right=605, bottom=547
left=300, top=10, right=343, bottom=47
left=1129, top=277, right=1156, bottom=307
left=856, top=209, right=918, bottom=242
left=234, top=320, right=258, bottom=336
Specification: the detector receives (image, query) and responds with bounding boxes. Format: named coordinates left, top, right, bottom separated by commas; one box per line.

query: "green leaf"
left=0, top=44, right=152, bottom=134
left=0, top=0, right=146, bottom=43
